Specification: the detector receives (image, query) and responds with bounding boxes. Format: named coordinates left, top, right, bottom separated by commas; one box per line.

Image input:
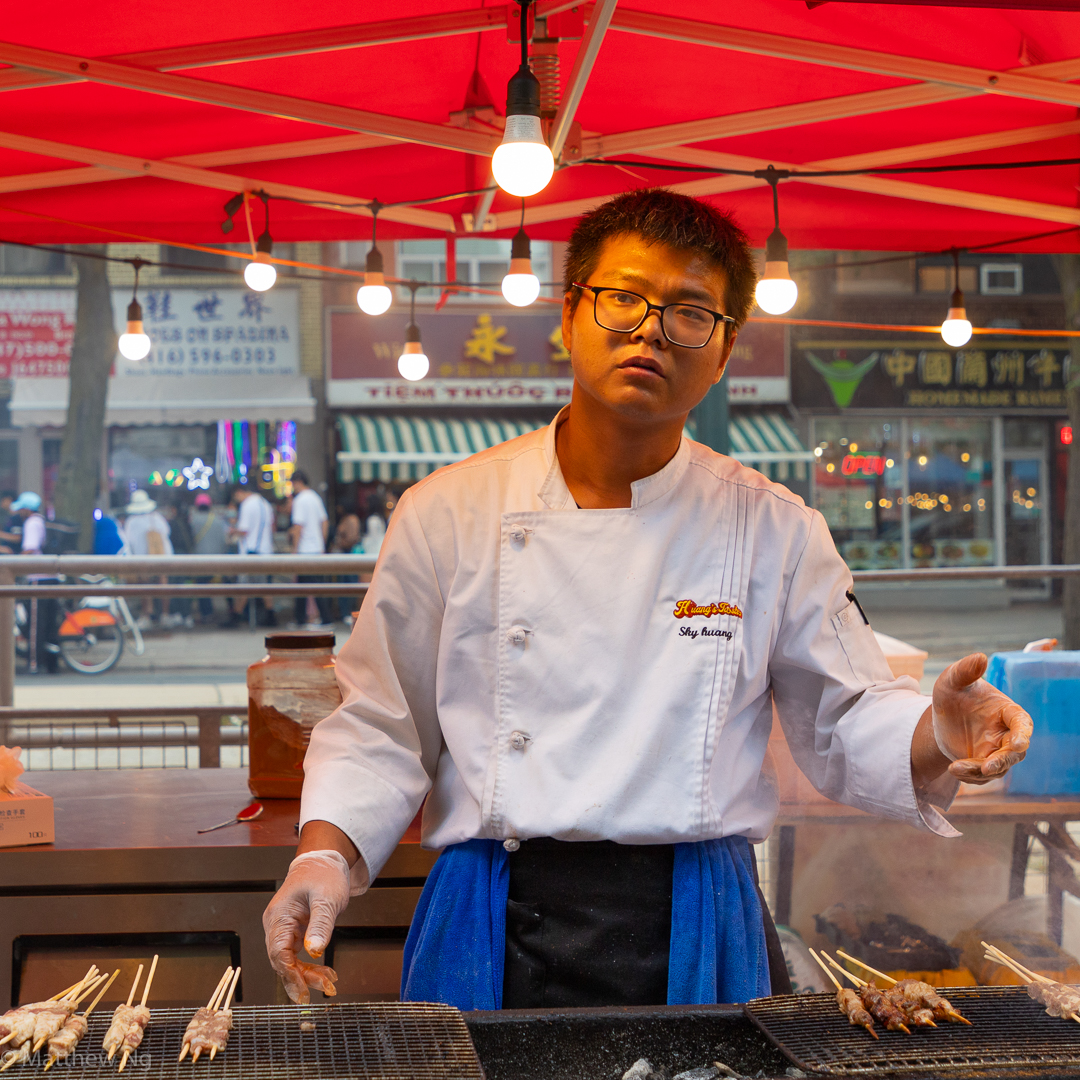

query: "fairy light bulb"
left=941, top=287, right=973, bottom=347
left=244, top=229, right=276, bottom=291
left=357, top=245, right=392, bottom=315
left=501, top=226, right=540, bottom=306
left=398, top=330, right=430, bottom=381
left=118, top=298, right=151, bottom=360
left=755, top=227, right=798, bottom=315
left=492, top=1, right=554, bottom=198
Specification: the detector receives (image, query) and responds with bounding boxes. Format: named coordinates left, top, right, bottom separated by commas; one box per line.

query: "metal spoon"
left=198, top=802, right=264, bottom=834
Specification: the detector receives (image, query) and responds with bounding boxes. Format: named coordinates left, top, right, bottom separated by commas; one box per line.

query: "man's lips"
left=617, top=356, right=665, bottom=377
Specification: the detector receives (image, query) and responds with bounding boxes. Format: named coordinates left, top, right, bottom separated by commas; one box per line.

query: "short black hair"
left=563, top=188, right=757, bottom=331
left=292, top=469, right=309, bottom=488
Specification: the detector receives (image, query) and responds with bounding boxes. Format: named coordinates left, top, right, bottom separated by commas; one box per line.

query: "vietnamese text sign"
left=0, top=290, right=75, bottom=378
left=792, top=337, right=1070, bottom=410
left=112, top=288, right=299, bottom=377
left=328, top=378, right=572, bottom=408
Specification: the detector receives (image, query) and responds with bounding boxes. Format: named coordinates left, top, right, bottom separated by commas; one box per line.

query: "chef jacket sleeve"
left=300, top=492, right=444, bottom=881
left=769, top=509, right=960, bottom=838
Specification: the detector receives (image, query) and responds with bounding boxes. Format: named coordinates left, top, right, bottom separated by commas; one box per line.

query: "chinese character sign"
left=792, top=337, right=1070, bottom=410
left=0, top=290, right=75, bottom=377
left=111, top=289, right=299, bottom=377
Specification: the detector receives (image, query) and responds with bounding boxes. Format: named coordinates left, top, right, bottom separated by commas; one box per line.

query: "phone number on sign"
left=150, top=346, right=279, bottom=366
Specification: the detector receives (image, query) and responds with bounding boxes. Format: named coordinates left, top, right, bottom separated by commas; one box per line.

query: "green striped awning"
left=336, top=414, right=548, bottom=482
left=729, top=411, right=813, bottom=481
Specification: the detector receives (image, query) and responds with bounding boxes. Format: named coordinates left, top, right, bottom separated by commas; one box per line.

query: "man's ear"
left=561, top=292, right=576, bottom=357
left=712, top=328, right=737, bottom=386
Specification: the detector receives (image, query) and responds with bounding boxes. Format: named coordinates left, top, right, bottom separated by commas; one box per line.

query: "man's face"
left=561, top=234, right=737, bottom=425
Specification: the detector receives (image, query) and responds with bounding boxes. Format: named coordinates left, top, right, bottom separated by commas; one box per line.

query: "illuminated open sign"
left=841, top=453, right=887, bottom=476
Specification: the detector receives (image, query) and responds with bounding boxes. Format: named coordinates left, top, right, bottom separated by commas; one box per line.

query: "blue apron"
left=400, top=836, right=770, bottom=1010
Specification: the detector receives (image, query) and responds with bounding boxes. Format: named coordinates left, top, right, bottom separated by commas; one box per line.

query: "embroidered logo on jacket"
left=672, top=599, right=743, bottom=619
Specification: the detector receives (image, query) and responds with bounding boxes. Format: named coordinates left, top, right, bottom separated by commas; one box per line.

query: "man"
left=228, top=486, right=277, bottom=627
left=288, top=470, right=332, bottom=629
left=122, top=489, right=173, bottom=629
left=263, top=190, right=1032, bottom=1009
left=191, top=492, right=228, bottom=624
left=11, top=492, right=57, bottom=674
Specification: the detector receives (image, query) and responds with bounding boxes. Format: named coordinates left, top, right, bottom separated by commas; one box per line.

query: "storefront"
left=3, top=286, right=312, bottom=506
left=791, top=332, right=1069, bottom=598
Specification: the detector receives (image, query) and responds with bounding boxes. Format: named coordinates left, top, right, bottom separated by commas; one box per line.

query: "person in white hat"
left=123, top=490, right=173, bottom=628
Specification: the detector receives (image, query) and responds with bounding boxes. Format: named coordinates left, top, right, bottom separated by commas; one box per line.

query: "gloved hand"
left=931, top=653, right=1033, bottom=784
left=263, top=850, right=351, bottom=1004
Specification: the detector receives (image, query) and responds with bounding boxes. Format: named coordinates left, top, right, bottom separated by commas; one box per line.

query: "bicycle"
left=16, top=575, right=145, bottom=675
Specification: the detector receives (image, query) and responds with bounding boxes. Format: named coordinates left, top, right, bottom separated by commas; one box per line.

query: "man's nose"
left=630, top=309, right=668, bottom=347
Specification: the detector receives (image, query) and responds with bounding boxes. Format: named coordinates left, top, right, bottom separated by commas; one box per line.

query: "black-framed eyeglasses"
left=572, top=283, right=735, bottom=349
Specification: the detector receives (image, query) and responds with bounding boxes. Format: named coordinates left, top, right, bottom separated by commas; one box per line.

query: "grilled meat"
left=891, top=980, right=971, bottom=1025
left=860, top=986, right=911, bottom=1034
left=836, top=988, right=878, bottom=1039
left=46, top=1015, right=88, bottom=1064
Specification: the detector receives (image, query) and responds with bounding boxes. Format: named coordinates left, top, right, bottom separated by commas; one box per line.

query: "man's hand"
left=263, top=850, right=351, bottom=1004
left=924, top=653, right=1033, bottom=785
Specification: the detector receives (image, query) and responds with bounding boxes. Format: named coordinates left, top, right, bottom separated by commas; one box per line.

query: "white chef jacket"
left=302, top=410, right=959, bottom=886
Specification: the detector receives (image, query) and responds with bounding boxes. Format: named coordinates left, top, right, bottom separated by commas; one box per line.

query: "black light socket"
left=256, top=230, right=273, bottom=255
left=511, top=227, right=531, bottom=260
left=127, top=299, right=143, bottom=322
left=764, top=227, right=788, bottom=263
left=406, top=321, right=421, bottom=344
left=951, top=287, right=964, bottom=308
left=506, top=65, right=542, bottom=118
left=366, top=246, right=385, bottom=274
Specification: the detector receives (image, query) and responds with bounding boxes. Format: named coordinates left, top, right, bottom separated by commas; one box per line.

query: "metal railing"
left=0, top=705, right=246, bottom=771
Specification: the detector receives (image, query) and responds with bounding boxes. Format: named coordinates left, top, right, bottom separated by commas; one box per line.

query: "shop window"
left=980, top=263, right=1023, bottom=296
left=813, top=417, right=995, bottom=570
left=834, top=252, right=915, bottom=294
left=812, top=419, right=904, bottom=570
left=917, top=264, right=978, bottom=293
left=1004, top=419, right=1048, bottom=450
left=393, top=239, right=554, bottom=303
left=0, top=243, right=70, bottom=277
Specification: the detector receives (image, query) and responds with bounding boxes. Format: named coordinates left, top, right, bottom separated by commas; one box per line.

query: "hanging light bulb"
left=356, top=205, right=393, bottom=315
left=492, top=0, right=554, bottom=198
left=940, top=249, right=973, bottom=347
left=244, top=192, right=277, bottom=291
left=754, top=166, right=798, bottom=315
left=398, top=284, right=430, bottom=381
left=502, top=202, right=540, bottom=307
left=118, top=258, right=152, bottom=361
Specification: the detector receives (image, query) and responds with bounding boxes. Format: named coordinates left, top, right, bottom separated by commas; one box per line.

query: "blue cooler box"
left=985, top=651, right=1080, bottom=795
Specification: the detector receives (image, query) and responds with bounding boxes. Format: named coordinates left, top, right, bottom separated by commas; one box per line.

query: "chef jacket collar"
left=537, top=405, right=693, bottom=510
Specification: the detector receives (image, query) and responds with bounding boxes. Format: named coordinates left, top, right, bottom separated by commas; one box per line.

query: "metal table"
left=0, top=769, right=437, bottom=1008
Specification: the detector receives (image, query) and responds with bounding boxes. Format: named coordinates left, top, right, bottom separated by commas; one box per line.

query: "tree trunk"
left=1051, top=254, right=1080, bottom=649
left=51, top=247, right=116, bottom=551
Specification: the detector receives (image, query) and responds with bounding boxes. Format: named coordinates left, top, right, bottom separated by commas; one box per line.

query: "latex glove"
left=931, top=653, right=1033, bottom=784
left=263, top=850, right=351, bottom=1004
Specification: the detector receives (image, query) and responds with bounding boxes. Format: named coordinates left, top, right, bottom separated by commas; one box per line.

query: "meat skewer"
left=809, top=948, right=878, bottom=1040
left=44, top=970, right=121, bottom=1072
left=178, top=968, right=233, bottom=1064
left=982, top=941, right=1080, bottom=1024
left=187, top=967, right=241, bottom=1064
left=821, top=952, right=912, bottom=1034
left=0, top=968, right=98, bottom=1048
left=32, top=973, right=109, bottom=1054
left=102, top=965, right=142, bottom=1064
left=837, top=949, right=972, bottom=1026
left=117, top=955, right=158, bottom=1073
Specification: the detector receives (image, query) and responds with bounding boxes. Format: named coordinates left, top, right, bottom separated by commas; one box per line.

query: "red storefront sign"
left=0, top=291, right=74, bottom=378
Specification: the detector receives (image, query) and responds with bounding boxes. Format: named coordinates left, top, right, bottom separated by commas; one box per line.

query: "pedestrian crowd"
left=2, top=470, right=389, bottom=667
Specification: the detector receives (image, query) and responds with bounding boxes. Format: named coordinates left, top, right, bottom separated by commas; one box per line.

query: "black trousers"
left=502, top=838, right=791, bottom=1009
left=295, top=575, right=333, bottom=626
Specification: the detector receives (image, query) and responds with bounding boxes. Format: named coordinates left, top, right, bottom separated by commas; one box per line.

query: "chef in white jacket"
left=263, top=189, right=1032, bottom=1009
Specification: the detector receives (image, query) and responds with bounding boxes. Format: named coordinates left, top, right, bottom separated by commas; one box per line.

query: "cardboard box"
left=0, top=782, right=55, bottom=847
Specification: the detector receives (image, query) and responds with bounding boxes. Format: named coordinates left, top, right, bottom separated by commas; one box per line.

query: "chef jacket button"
left=507, top=627, right=530, bottom=646
left=508, top=524, right=529, bottom=545
left=509, top=731, right=528, bottom=751
left=503, top=838, right=521, bottom=852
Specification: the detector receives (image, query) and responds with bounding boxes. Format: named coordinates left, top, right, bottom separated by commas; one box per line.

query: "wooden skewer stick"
left=107, top=965, right=143, bottom=1062
left=191, top=1048, right=202, bottom=1064
left=85, top=971, right=121, bottom=1019
left=809, top=948, right=844, bottom=992
left=822, top=951, right=867, bottom=988
left=836, top=949, right=898, bottom=986
left=208, top=969, right=232, bottom=1011
left=73, top=973, right=109, bottom=1008
left=61, top=966, right=99, bottom=1004
left=119, top=1050, right=131, bottom=1073
left=139, top=956, right=158, bottom=1009
left=981, top=943, right=1080, bottom=1025
left=48, top=978, right=86, bottom=1003
left=222, top=967, right=240, bottom=1011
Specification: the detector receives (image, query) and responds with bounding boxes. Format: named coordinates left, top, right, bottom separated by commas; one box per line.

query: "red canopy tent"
left=0, top=1, right=1079, bottom=256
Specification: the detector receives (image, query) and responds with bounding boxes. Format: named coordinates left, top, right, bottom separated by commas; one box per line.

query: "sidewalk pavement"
left=11, top=601, right=1065, bottom=706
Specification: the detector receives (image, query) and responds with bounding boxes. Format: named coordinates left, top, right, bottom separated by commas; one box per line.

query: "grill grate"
left=745, top=985, right=1080, bottom=1076
left=25, top=1002, right=484, bottom=1080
